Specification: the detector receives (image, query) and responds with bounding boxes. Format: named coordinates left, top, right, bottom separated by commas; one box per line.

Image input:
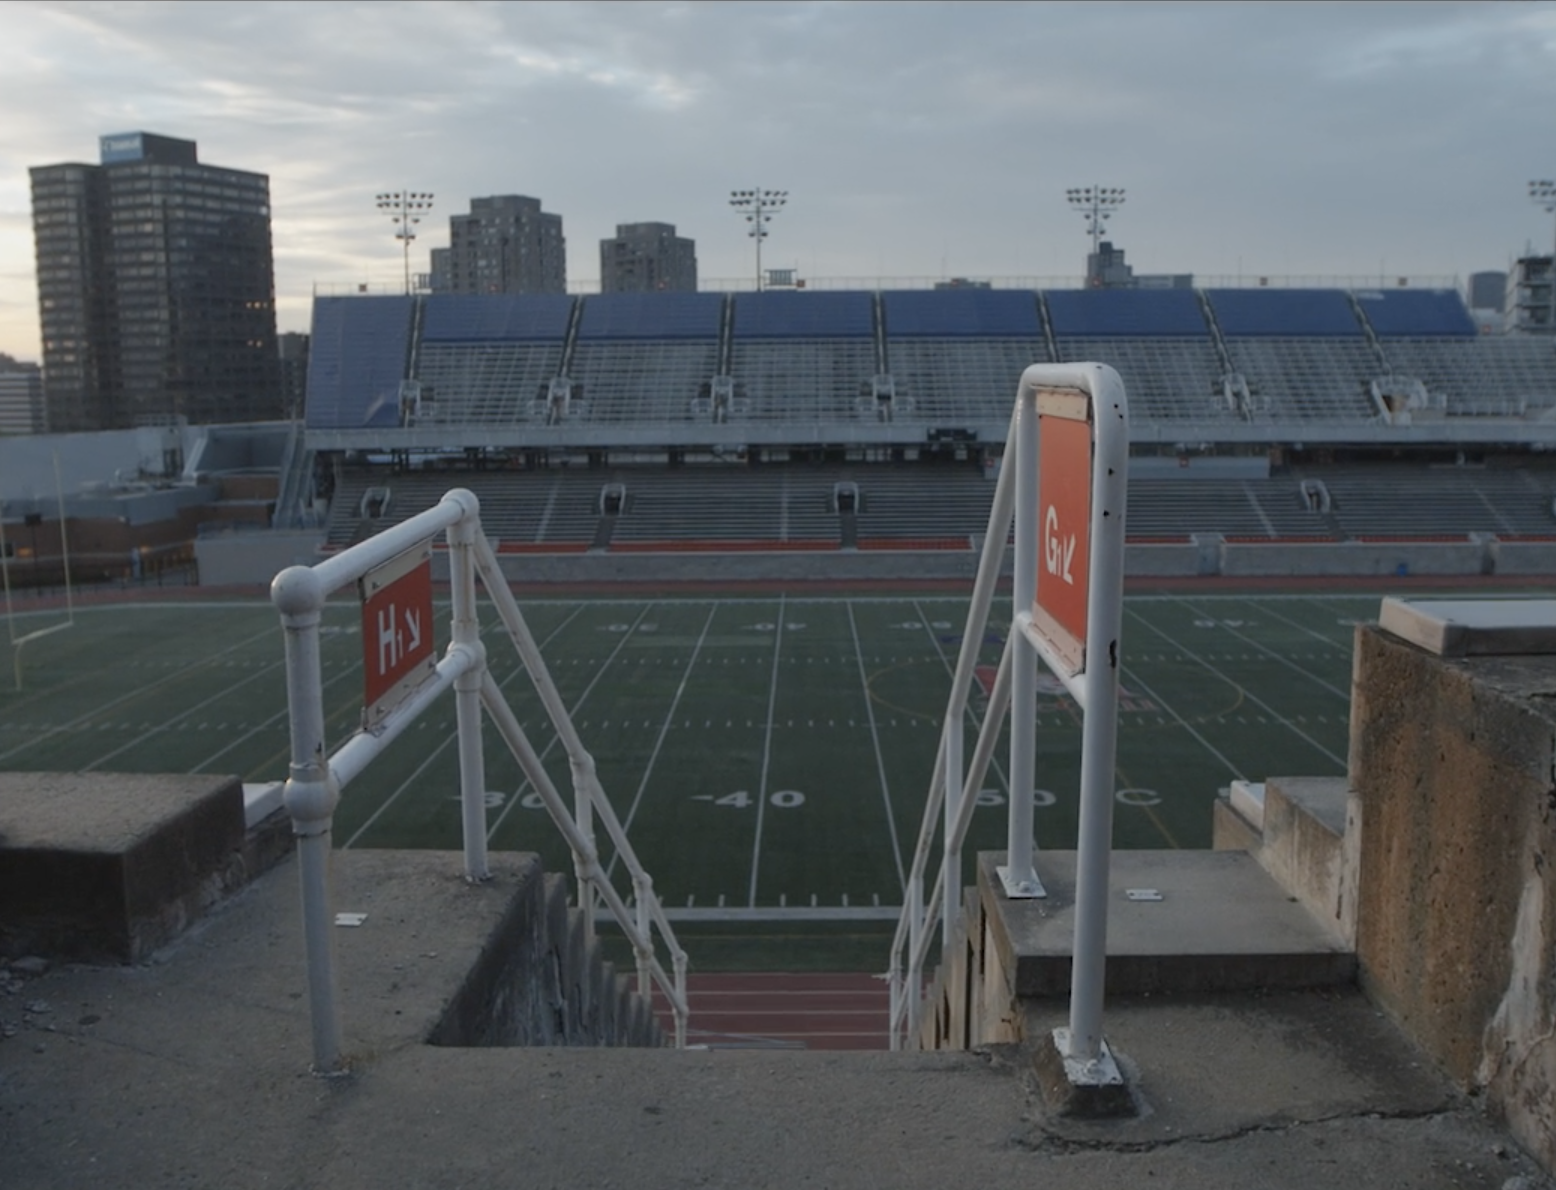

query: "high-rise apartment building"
left=30, top=132, right=281, bottom=431
left=432, top=195, right=566, bottom=295
left=0, top=357, right=45, bottom=435
left=599, top=222, right=697, bottom=293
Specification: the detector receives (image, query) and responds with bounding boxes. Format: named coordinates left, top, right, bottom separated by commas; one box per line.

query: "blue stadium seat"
left=732, top=291, right=874, bottom=339
left=577, top=293, right=724, bottom=340
left=1352, top=290, right=1477, bottom=338
left=1205, top=289, right=1363, bottom=337
left=1044, top=289, right=1208, bottom=337
left=882, top=289, right=1040, bottom=337
left=421, top=294, right=574, bottom=342
left=306, top=296, right=414, bottom=429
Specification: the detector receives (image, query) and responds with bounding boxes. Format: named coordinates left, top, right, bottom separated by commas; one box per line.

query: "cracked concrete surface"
left=2, top=852, right=1553, bottom=1190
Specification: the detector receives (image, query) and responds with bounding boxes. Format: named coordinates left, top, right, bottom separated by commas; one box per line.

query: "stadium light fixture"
left=377, top=191, right=435, bottom=295
left=729, top=188, right=788, bottom=291
left=1066, top=186, right=1126, bottom=283
left=1531, top=179, right=1556, bottom=333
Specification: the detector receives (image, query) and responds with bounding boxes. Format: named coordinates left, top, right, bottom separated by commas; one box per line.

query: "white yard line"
left=1125, top=607, right=1348, bottom=769
left=480, top=602, right=653, bottom=844
left=1254, top=599, right=1368, bottom=650
left=1115, top=663, right=1247, bottom=782
left=606, top=602, right=719, bottom=878
left=189, top=657, right=363, bottom=774
left=1173, top=599, right=1350, bottom=701
left=0, top=621, right=279, bottom=766
left=747, top=593, right=786, bottom=908
left=82, top=652, right=289, bottom=770
left=343, top=603, right=591, bottom=848
left=848, top=602, right=906, bottom=893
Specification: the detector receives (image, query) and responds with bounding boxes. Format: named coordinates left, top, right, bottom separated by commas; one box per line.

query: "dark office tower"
left=440, top=195, right=567, bottom=295
left=30, top=132, right=282, bottom=431
left=599, top=222, right=698, bottom=293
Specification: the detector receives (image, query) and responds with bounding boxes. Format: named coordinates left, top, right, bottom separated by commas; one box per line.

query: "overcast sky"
left=2, top=0, right=1554, bottom=361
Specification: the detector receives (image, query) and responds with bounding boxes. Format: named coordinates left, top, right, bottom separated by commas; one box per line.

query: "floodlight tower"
left=1067, top=186, right=1126, bottom=284
left=729, top=188, right=787, bottom=290
left=377, top=190, right=434, bottom=294
left=1531, top=179, right=1556, bottom=333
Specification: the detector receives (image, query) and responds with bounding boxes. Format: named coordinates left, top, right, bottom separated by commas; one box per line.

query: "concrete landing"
left=0, top=848, right=1544, bottom=1190
left=980, top=849, right=1355, bottom=998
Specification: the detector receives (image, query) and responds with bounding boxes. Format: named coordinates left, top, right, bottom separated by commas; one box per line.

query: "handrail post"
left=1065, top=368, right=1130, bottom=1064
left=941, top=718, right=963, bottom=953
left=906, top=869, right=924, bottom=1042
left=634, top=873, right=653, bottom=997
left=571, top=757, right=598, bottom=946
left=1002, top=385, right=1043, bottom=898
left=447, top=490, right=490, bottom=882
left=271, top=564, right=344, bottom=1074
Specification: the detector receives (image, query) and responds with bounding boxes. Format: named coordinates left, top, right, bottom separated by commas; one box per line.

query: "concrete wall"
left=1221, top=539, right=1490, bottom=577
left=1349, top=625, right=1556, bottom=1171
left=428, top=859, right=663, bottom=1049
left=1492, top=540, right=1556, bottom=576
left=196, top=530, right=324, bottom=586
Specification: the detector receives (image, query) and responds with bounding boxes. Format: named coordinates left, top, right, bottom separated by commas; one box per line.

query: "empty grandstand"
left=287, top=284, right=1556, bottom=570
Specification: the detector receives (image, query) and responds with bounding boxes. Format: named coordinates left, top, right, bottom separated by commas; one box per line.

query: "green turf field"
left=0, top=589, right=1370, bottom=921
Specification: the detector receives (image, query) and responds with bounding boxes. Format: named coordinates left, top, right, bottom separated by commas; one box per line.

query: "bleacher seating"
left=1045, top=289, right=1209, bottom=338
left=1204, top=289, right=1364, bottom=337
left=569, top=293, right=723, bottom=424
left=1316, top=464, right=1556, bottom=538
left=880, top=291, right=1044, bottom=423
left=415, top=294, right=573, bottom=426
left=1125, top=478, right=1329, bottom=538
left=304, top=287, right=1556, bottom=560
left=1352, top=290, right=1478, bottom=338
left=306, top=296, right=414, bottom=429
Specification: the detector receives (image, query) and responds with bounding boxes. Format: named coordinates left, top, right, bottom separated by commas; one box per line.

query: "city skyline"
left=1, top=2, right=1554, bottom=362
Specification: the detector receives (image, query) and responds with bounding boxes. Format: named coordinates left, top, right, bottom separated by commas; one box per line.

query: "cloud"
left=1, top=0, right=1552, bottom=358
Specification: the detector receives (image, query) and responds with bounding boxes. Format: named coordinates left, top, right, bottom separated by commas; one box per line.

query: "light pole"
left=1066, top=186, right=1126, bottom=285
left=377, top=191, right=434, bottom=295
left=729, top=188, right=787, bottom=290
left=1531, top=179, right=1556, bottom=333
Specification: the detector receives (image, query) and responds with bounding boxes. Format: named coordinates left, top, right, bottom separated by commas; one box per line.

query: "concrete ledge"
left=0, top=772, right=247, bottom=962
left=978, top=849, right=1355, bottom=1000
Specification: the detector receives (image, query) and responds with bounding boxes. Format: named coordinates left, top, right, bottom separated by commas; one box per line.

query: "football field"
left=0, top=588, right=1373, bottom=926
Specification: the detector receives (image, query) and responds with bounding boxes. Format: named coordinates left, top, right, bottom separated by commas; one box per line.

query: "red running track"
left=651, top=973, right=891, bottom=1051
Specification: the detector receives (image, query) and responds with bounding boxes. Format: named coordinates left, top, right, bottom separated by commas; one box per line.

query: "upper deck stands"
left=1204, top=289, right=1364, bottom=337
left=416, top=295, right=572, bottom=426
left=576, top=292, right=724, bottom=341
left=306, top=296, right=414, bottom=429
left=881, top=290, right=1045, bottom=422
left=1353, top=290, right=1477, bottom=338
left=882, top=289, right=1041, bottom=338
left=421, top=294, right=574, bottom=342
left=1045, top=289, right=1209, bottom=338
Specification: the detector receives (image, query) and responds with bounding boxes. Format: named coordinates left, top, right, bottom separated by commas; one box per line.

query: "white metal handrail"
left=272, top=489, right=688, bottom=1073
left=889, top=364, right=1129, bottom=1055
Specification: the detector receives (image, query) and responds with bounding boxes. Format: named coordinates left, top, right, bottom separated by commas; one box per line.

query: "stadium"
left=9, top=280, right=1556, bottom=1182
left=7, top=276, right=1556, bottom=966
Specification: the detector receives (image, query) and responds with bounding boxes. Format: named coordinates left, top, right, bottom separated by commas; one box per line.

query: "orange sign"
left=359, top=544, right=436, bottom=725
left=1034, top=390, right=1092, bottom=672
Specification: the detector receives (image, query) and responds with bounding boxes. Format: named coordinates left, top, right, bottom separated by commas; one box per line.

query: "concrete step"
left=977, top=849, right=1356, bottom=1001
